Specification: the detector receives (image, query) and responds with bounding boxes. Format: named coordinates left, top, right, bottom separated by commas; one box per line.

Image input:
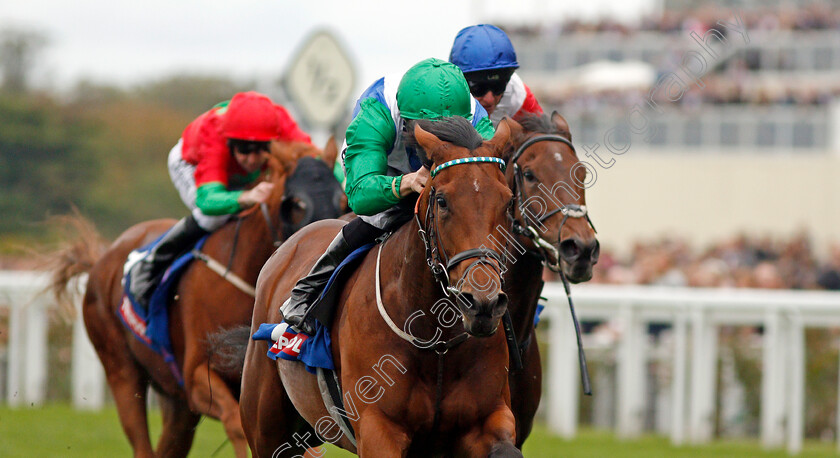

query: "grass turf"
left=0, top=404, right=837, bottom=457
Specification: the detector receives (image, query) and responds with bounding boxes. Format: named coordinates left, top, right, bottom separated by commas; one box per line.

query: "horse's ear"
left=505, top=117, right=524, bottom=139
left=414, top=123, right=445, bottom=164
left=264, top=150, right=284, bottom=181
left=500, top=117, right=524, bottom=162
left=321, top=136, right=338, bottom=170
left=270, top=140, right=298, bottom=175
left=551, top=111, right=572, bottom=141
left=485, top=118, right=511, bottom=159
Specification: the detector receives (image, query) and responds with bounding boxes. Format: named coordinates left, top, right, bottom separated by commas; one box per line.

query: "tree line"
left=0, top=27, right=258, bottom=251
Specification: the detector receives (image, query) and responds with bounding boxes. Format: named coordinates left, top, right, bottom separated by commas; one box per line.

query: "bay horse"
left=239, top=118, right=522, bottom=456
left=501, top=113, right=599, bottom=447
left=45, top=140, right=344, bottom=458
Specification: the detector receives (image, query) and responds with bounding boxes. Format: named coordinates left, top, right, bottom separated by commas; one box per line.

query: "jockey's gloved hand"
left=400, top=166, right=429, bottom=196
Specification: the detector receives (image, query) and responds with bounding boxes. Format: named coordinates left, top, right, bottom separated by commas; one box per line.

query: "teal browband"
left=430, top=157, right=506, bottom=177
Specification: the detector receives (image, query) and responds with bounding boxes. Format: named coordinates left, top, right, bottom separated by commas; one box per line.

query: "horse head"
left=411, top=117, right=513, bottom=337
left=266, top=138, right=346, bottom=239
left=505, top=112, right=599, bottom=283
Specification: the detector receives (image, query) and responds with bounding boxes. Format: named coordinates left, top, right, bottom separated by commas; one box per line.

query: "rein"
left=509, top=133, right=594, bottom=396
left=260, top=202, right=283, bottom=247
left=186, top=201, right=283, bottom=298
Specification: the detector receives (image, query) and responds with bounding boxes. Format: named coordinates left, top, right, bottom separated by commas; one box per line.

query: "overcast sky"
left=1, top=0, right=656, bottom=93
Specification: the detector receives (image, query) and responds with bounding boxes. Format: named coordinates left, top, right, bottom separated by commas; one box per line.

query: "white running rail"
left=544, top=283, right=840, bottom=454
left=3, top=271, right=840, bottom=453
left=0, top=271, right=103, bottom=410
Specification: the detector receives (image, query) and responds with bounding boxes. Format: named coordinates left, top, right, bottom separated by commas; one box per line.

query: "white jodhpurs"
left=167, top=139, right=232, bottom=232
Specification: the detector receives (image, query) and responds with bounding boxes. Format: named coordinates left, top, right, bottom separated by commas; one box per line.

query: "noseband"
left=509, top=134, right=597, bottom=272
left=415, top=157, right=507, bottom=297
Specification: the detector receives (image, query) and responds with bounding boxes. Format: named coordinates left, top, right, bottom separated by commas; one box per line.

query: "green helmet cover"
left=397, top=58, right=473, bottom=120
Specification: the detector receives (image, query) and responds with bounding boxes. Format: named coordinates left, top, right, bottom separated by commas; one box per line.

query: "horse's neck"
left=507, top=246, right=545, bottom=338
left=383, top=219, right=439, bottom=299
left=206, top=209, right=277, bottom=283
left=380, top=220, right=452, bottom=337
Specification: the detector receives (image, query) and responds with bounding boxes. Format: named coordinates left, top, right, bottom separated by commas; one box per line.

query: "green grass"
left=0, top=404, right=838, bottom=457
left=520, top=424, right=839, bottom=457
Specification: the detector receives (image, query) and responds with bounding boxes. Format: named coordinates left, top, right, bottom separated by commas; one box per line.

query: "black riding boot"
left=129, top=214, right=208, bottom=310
left=281, top=230, right=354, bottom=334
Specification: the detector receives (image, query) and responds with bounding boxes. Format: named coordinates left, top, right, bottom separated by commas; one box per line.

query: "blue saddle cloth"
left=118, top=235, right=210, bottom=385
left=251, top=322, right=333, bottom=375
left=252, top=242, right=376, bottom=374
left=534, top=303, right=545, bottom=328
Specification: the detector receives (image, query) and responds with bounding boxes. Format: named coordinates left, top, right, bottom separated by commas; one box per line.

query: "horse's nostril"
left=559, top=239, right=582, bottom=262
left=591, top=240, right=601, bottom=264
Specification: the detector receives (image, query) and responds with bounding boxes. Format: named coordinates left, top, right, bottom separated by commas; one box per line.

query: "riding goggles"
left=467, top=78, right=508, bottom=97
left=464, top=68, right=515, bottom=97
left=232, top=140, right=270, bottom=155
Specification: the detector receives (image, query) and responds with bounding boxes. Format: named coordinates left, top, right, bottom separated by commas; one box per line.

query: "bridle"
left=509, top=134, right=597, bottom=272
left=508, top=132, right=596, bottom=395
left=414, top=156, right=508, bottom=298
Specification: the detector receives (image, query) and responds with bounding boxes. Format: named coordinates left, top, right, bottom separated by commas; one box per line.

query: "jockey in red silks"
left=449, top=24, right=544, bottom=124
left=128, top=91, right=311, bottom=309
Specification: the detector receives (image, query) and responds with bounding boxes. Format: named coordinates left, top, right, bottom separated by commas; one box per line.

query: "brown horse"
left=46, top=140, right=344, bottom=458
left=239, top=118, right=523, bottom=457
left=501, top=113, right=599, bottom=447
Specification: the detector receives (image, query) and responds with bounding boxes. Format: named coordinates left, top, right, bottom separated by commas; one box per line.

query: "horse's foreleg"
left=458, top=403, right=520, bottom=457
left=186, top=364, right=249, bottom=458
left=155, top=394, right=201, bottom=457
left=355, top=409, right=411, bottom=458
left=509, top=335, right=542, bottom=448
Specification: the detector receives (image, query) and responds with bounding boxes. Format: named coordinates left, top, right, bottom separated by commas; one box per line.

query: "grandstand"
left=499, top=1, right=840, bottom=260
left=507, top=2, right=840, bottom=152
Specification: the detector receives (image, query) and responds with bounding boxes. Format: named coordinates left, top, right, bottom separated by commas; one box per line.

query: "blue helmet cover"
left=449, top=24, right=519, bottom=73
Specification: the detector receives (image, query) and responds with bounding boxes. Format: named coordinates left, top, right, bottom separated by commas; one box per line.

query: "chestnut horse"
left=240, top=118, right=523, bottom=457
left=502, top=113, right=599, bottom=447
left=46, top=140, right=344, bottom=458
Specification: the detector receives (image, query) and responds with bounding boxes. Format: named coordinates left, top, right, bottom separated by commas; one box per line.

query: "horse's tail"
left=42, top=211, right=108, bottom=321
left=206, top=325, right=251, bottom=378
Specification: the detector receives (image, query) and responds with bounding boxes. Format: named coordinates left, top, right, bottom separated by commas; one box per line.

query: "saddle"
left=118, top=236, right=209, bottom=385
left=251, top=242, right=378, bottom=445
left=252, top=242, right=377, bottom=370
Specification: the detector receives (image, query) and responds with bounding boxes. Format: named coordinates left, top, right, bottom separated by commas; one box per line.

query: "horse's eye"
left=436, top=195, right=448, bottom=209
left=523, top=170, right=537, bottom=182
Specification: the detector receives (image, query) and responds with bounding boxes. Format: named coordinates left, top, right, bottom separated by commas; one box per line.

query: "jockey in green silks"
left=283, top=58, right=495, bottom=335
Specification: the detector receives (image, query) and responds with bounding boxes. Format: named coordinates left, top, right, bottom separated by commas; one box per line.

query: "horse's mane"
left=403, top=116, right=485, bottom=166
left=517, top=113, right=571, bottom=140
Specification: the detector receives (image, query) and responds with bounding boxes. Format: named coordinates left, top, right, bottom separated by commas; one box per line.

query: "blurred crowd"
left=542, top=75, right=840, bottom=114
left=504, top=2, right=840, bottom=37
left=507, top=2, right=840, bottom=110
left=588, top=232, right=840, bottom=291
